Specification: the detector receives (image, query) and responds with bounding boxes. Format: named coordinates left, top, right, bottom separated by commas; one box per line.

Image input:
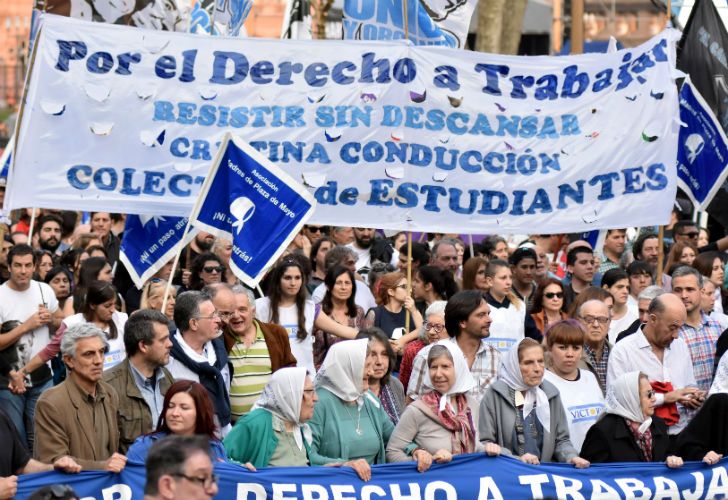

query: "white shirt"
left=607, top=328, right=697, bottom=434
left=0, top=280, right=59, bottom=360
left=607, top=303, right=639, bottom=345
left=166, top=331, right=231, bottom=389
left=543, top=369, right=605, bottom=451
left=255, top=297, right=316, bottom=375
left=311, top=280, right=377, bottom=313
left=486, top=300, right=525, bottom=353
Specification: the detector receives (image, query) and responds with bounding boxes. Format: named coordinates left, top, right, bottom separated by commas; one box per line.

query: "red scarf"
left=650, top=380, right=680, bottom=426
left=420, top=391, right=475, bottom=454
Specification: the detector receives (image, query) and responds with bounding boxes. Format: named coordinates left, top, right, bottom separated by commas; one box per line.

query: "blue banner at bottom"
left=16, top=454, right=728, bottom=499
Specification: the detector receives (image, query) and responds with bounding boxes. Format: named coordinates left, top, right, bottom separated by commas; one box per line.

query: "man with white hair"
left=222, top=286, right=296, bottom=422
left=34, top=323, right=127, bottom=471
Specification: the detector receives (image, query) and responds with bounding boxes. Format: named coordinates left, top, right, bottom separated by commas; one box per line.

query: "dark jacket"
left=580, top=413, right=670, bottom=463
left=222, top=319, right=297, bottom=372
left=103, top=358, right=174, bottom=453
left=674, top=393, right=728, bottom=460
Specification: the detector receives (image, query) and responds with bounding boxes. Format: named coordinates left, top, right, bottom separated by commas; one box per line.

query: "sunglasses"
left=202, top=266, right=224, bottom=273
left=646, top=390, right=655, bottom=398
left=680, top=231, right=699, bottom=239
left=544, top=292, right=564, bottom=299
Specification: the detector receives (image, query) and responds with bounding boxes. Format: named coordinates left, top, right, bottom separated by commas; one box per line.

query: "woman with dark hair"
left=412, top=266, right=458, bottom=309
left=256, top=259, right=357, bottom=374
left=313, top=265, right=365, bottom=369
left=63, top=256, right=113, bottom=315
left=188, top=252, right=227, bottom=291
left=543, top=320, right=604, bottom=450
left=126, top=380, right=227, bottom=463
left=308, top=236, right=334, bottom=294
left=366, top=272, right=423, bottom=340
left=34, top=250, right=54, bottom=282
left=482, top=235, right=509, bottom=261
left=461, top=257, right=489, bottom=292
left=601, top=268, right=638, bottom=344
left=530, top=278, right=568, bottom=336
left=9, top=281, right=129, bottom=393
left=45, top=266, right=73, bottom=311
left=694, top=251, right=727, bottom=314
left=358, top=328, right=404, bottom=424
left=388, top=342, right=500, bottom=470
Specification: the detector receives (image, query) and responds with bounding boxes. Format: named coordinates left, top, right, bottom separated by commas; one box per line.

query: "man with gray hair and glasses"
left=144, top=435, right=218, bottom=500
left=576, top=299, right=612, bottom=395
left=166, top=291, right=231, bottom=435
left=34, top=323, right=127, bottom=472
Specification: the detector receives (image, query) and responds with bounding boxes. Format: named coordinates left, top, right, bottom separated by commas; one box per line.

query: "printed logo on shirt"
left=104, top=349, right=125, bottom=370
left=569, top=402, right=605, bottom=423
left=482, top=337, right=517, bottom=353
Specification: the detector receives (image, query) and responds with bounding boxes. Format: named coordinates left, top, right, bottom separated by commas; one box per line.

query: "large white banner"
left=8, top=15, right=681, bottom=233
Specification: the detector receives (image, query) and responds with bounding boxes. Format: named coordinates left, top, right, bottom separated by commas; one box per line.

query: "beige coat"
left=34, top=375, right=119, bottom=470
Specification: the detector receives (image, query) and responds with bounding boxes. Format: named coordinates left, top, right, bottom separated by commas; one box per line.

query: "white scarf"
left=710, top=355, right=728, bottom=397
left=605, top=371, right=652, bottom=434
left=498, top=342, right=550, bottom=431
left=255, top=367, right=312, bottom=450
left=314, top=339, right=369, bottom=406
left=422, top=340, right=474, bottom=412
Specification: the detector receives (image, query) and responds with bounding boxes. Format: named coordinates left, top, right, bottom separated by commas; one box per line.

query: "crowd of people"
left=1, top=207, right=728, bottom=499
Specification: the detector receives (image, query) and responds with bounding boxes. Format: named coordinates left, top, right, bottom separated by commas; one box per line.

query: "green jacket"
left=308, top=388, right=394, bottom=465
left=224, top=408, right=311, bottom=468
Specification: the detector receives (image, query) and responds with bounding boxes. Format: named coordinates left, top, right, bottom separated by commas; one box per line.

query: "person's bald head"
left=577, top=299, right=610, bottom=345
left=645, top=294, right=686, bottom=349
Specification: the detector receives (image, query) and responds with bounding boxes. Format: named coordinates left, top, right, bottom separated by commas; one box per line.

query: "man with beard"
left=34, top=214, right=63, bottom=256
left=346, top=228, right=396, bottom=283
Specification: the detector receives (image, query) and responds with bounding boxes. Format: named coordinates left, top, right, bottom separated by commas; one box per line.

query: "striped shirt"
left=679, top=312, right=722, bottom=393
left=229, top=323, right=272, bottom=421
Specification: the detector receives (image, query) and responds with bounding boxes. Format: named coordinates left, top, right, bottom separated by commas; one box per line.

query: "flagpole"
left=656, top=225, right=665, bottom=288
left=162, top=218, right=194, bottom=312
left=28, top=208, right=37, bottom=241
left=402, top=0, right=408, bottom=41
left=468, top=234, right=474, bottom=260
left=404, top=231, right=413, bottom=334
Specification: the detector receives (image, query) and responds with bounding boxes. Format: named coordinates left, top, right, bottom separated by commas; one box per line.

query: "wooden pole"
left=552, top=0, right=562, bottom=54
left=402, top=0, right=409, bottom=42
left=666, top=0, right=671, bottom=26
left=404, top=231, right=413, bottom=333
left=162, top=219, right=194, bottom=312
left=571, top=0, right=584, bottom=55
left=656, top=225, right=665, bottom=288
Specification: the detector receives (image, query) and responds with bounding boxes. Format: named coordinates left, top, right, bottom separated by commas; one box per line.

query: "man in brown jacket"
left=34, top=323, right=127, bottom=472
left=104, top=309, right=175, bottom=453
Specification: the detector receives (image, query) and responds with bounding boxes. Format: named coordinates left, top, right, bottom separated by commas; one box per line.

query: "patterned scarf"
left=627, top=419, right=653, bottom=462
left=379, top=383, right=400, bottom=424
left=420, top=391, right=475, bottom=454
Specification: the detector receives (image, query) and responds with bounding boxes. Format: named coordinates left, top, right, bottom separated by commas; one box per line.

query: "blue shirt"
left=128, top=363, right=166, bottom=426
left=126, top=432, right=227, bottom=463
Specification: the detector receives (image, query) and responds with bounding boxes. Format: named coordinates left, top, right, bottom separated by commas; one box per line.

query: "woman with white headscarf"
left=581, top=371, right=684, bottom=467
left=387, top=341, right=501, bottom=471
left=223, top=367, right=317, bottom=468
left=308, top=338, right=394, bottom=481
left=478, top=338, right=589, bottom=467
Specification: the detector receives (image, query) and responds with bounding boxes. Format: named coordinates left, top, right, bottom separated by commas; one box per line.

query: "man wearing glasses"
left=166, top=291, right=232, bottom=436
left=576, top=299, right=612, bottom=395
left=144, top=435, right=218, bottom=500
left=608, top=294, right=703, bottom=436
left=674, top=220, right=728, bottom=254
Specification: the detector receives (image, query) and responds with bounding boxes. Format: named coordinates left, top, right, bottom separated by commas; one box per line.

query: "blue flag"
left=119, top=214, right=197, bottom=288
left=0, top=138, right=11, bottom=182
left=189, top=133, right=315, bottom=287
left=677, top=78, right=728, bottom=209
left=215, top=0, right=254, bottom=36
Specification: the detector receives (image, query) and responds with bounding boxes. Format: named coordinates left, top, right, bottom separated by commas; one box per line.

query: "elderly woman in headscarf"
left=581, top=371, right=685, bottom=468
left=308, top=338, right=394, bottom=481
left=478, top=338, right=589, bottom=467
left=223, top=367, right=317, bottom=468
left=387, top=341, right=501, bottom=471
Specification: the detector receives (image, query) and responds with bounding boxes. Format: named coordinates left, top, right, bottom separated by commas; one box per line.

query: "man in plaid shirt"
left=672, top=266, right=722, bottom=393
left=406, top=290, right=501, bottom=404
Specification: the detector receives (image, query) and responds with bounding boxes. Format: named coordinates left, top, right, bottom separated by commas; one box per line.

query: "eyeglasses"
left=544, top=292, right=564, bottom=299
left=303, top=388, right=316, bottom=396
left=217, top=311, right=234, bottom=320
left=394, top=284, right=408, bottom=290
left=645, top=390, right=655, bottom=399
left=680, top=231, right=699, bottom=239
left=39, top=485, right=79, bottom=500
left=202, top=266, right=225, bottom=273
left=579, top=315, right=610, bottom=325
left=424, top=322, right=445, bottom=333
left=195, top=312, right=220, bottom=320
left=171, top=473, right=219, bottom=489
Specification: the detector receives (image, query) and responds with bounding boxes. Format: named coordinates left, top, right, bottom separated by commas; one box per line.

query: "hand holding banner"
left=189, top=132, right=316, bottom=286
